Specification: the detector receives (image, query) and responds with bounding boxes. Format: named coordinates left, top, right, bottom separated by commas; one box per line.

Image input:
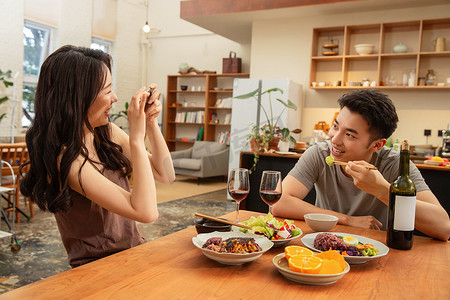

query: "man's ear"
left=370, top=138, right=386, bottom=152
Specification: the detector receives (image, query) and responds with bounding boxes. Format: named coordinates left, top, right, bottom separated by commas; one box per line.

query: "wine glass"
left=259, top=170, right=282, bottom=215
left=227, top=168, right=250, bottom=223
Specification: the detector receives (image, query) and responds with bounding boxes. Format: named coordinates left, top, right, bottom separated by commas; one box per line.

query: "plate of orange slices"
left=273, top=246, right=350, bottom=285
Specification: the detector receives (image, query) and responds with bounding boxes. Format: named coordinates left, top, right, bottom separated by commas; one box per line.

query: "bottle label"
left=393, top=195, right=416, bottom=231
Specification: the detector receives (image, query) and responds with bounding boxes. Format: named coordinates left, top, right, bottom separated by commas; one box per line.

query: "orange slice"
left=285, top=246, right=314, bottom=259
left=315, top=249, right=346, bottom=271
left=318, top=259, right=342, bottom=274
left=288, top=255, right=322, bottom=274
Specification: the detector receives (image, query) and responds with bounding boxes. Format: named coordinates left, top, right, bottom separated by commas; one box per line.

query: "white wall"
left=146, top=0, right=250, bottom=131
left=0, top=0, right=24, bottom=138
left=0, top=0, right=250, bottom=136
left=250, top=4, right=450, bottom=147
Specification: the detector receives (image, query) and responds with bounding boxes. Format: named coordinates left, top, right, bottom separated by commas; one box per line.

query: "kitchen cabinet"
left=165, top=73, right=249, bottom=151
left=310, top=18, right=450, bottom=89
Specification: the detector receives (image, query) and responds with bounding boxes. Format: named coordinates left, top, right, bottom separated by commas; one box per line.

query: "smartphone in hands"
left=145, top=88, right=154, bottom=111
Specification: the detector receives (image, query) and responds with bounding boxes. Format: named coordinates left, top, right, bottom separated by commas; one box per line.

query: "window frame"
left=22, top=20, right=53, bottom=128
left=90, top=37, right=113, bottom=54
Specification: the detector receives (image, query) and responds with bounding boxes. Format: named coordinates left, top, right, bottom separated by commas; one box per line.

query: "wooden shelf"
left=310, top=18, right=450, bottom=89
left=208, top=106, right=232, bottom=110
left=165, top=73, right=249, bottom=151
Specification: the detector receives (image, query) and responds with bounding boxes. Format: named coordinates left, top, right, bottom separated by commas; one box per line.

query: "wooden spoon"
left=195, top=213, right=252, bottom=230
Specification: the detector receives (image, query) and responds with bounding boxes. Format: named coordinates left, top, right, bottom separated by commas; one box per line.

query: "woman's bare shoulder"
left=110, top=122, right=129, bottom=145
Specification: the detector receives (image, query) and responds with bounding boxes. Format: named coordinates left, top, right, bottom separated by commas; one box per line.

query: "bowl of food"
left=192, top=231, right=273, bottom=265
left=194, top=217, right=232, bottom=234
left=304, top=213, right=338, bottom=232
left=273, top=252, right=350, bottom=285
left=354, top=44, right=375, bottom=55
left=239, top=213, right=303, bottom=247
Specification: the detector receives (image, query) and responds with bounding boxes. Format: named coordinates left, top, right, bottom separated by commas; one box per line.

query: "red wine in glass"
left=229, top=190, right=249, bottom=202
left=228, top=168, right=250, bottom=223
left=260, top=190, right=282, bottom=206
left=259, top=170, right=282, bottom=215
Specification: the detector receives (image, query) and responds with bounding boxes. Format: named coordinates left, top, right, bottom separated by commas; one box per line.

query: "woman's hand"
left=144, top=84, right=162, bottom=125
left=127, top=87, right=148, bottom=142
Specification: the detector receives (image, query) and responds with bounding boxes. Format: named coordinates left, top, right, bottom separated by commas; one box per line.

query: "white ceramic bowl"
left=304, top=213, right=338, bottom=232
left=192, top=231, right=273, bottom=265
left=273, top=253, right=350, bottom=285
left=354, top=44, right=374, bottom=55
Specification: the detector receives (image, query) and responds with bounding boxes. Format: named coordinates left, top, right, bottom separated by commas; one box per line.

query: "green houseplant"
left=0, top=69, right=13, bottom=122
left=110, top=101, right=129, bottom=129
left=234, top=87, right=300, bottom=172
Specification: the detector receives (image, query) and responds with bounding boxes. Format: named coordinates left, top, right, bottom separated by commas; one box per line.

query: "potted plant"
left=234, top=87, right=300, bottom=172
left=110, top=101, right=129, bottom=129
left=0, top=69, right=13, bottom=123
left=276, top=127, right=302, bottom=152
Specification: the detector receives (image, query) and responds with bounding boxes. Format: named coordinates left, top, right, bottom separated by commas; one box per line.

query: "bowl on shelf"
left=354, top=44, right=375, bottom=55
left=194, top=217, right=232, bottom=234
left=304, top=213, right=338, bottom=232
left=180, top=85, right=188, bottom=91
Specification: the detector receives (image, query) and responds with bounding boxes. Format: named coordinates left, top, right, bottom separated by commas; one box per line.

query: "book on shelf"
left=195, top=127, right=204, bottom=141
left=223, top=113, right=231, bottom=124
left=215, top=97, right=233, bottom=108
left=174, top=111, right=204, bottom=123
left=175, top=137, right=196, bottom=142
left=217, top=131, right=230, bottom=145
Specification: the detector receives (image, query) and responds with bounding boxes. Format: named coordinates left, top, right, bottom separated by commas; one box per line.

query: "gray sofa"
left=170, top=141, right=229, bottom=180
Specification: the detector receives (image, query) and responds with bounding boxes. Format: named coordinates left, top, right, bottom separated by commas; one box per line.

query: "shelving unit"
left=310, top=18, right=450, bottom=89
left=165, top=73, right=249, bottom=150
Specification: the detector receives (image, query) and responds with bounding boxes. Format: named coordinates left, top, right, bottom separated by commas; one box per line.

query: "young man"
left=272, top=89, right=450, bottom=241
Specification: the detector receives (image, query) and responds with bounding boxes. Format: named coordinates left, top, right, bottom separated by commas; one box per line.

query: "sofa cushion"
left=173, top=158, right=201, bottom=170
left=191, top=142, right=226, bottom=159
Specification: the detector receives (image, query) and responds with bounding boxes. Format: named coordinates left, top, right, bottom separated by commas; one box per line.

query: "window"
left=22, top=20, right=52, bottom=127
left=90, top=37, right=112, bottom=54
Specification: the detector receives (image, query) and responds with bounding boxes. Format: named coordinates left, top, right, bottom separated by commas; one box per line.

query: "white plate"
left=273, top=253, right=350, bottom=285
left=301, top=232, right=389, bottom=264
left=192, top=231, right=273, bottom=265
left=232, top=225, right=303, bottom=248
left=424, top=160, right=441, bottom=165
left=275, top=151, right=297, bottom=155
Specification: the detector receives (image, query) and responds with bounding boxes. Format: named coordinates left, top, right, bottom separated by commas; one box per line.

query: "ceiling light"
left=142, top=1, right=150, bottom=33
left=143, top=21, right=150, bottom=33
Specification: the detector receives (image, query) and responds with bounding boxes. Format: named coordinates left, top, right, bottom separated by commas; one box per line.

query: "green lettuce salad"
left=239, top=213, right=302, bottom=240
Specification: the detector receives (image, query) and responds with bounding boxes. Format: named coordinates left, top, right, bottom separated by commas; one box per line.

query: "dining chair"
left=0, top=142, right=32, bottom=223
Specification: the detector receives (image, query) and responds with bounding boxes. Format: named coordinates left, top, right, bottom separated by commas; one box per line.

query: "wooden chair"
left=0, top=142, right=32, bottom=223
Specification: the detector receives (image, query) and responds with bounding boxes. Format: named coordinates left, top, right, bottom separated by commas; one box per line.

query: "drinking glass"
left=259, top=170, right=282, bottom=215
left=227, top=168, right=250, bottom=223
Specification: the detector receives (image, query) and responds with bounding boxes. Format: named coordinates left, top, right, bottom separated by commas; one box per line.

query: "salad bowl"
left=239, top=213, right=303, bottom=247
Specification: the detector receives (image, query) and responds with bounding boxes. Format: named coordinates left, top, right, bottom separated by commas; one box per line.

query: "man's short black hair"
left=337, top=89, right=399, bottom=141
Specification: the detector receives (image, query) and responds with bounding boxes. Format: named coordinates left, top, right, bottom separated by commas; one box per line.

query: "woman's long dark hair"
left=20, top=45, right=131, bottom=213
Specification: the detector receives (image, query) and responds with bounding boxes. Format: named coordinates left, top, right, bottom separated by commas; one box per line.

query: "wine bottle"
left=387, top=140, right=416, bottom=250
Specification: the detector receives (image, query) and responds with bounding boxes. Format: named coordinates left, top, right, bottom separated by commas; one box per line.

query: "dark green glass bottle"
left=387, top=140, right=416, bottom=250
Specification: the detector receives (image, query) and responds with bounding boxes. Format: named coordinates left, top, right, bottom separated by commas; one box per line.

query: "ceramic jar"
left=393, top=43, right=407, bottom=53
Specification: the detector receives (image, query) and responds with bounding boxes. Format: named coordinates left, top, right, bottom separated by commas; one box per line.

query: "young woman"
left=20, top=45, right=175, bottom=267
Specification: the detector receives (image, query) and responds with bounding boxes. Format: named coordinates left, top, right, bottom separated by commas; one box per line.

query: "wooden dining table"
left=2, top=210, right=449, bottom=299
